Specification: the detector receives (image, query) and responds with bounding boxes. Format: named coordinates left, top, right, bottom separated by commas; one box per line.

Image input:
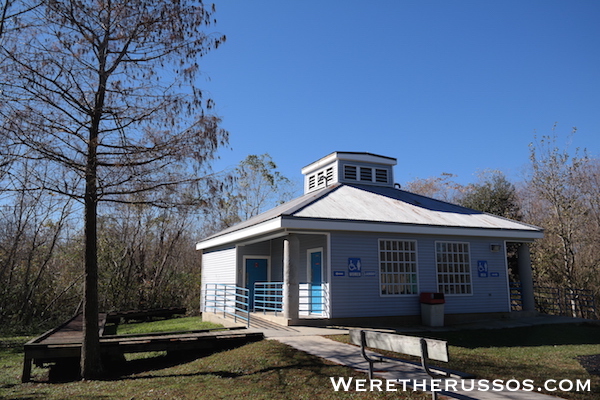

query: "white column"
left=517, top=243, right=536, bottom=313
left=283, top=234, right=299, bottom=322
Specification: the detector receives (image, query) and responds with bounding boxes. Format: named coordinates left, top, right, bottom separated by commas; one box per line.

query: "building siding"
left=202, top=247, right=237, bottom=285
left=328, top=232, right=511, bottom=319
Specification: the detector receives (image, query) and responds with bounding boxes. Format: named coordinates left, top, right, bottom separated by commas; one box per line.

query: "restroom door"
left=309, top=250, right=323, bottom=314
left=245, top=258, right=268, bottom=310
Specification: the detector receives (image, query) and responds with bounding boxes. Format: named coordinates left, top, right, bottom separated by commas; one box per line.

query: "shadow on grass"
left=44, top=347, right=240, bottom=383
left=413, top=323, right=600, bottom=348
left=577, top=354, right=600, bottom=376
left=107, top=348, right=351, bottom=383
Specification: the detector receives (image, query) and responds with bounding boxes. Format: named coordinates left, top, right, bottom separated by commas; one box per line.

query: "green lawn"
left=115, top=316, right=223, bottom=335
left=329, top=322, right=600, bottom=400
left=0, top=335, right=428, bottom=400
left=2, top=320, right=598, bottom=400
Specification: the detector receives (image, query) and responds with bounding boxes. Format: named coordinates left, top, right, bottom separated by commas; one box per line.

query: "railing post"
left=213, top=284, right=217, bottom=314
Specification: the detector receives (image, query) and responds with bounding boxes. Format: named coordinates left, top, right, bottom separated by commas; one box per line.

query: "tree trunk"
left=81, top=134, right=102, bottom=380
left=81, top=54, right=107, bottom=378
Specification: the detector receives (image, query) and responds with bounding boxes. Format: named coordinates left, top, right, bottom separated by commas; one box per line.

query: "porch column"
left=517, top=243, right=536, bottom=313
left=283, top=234, right=299, bottom=322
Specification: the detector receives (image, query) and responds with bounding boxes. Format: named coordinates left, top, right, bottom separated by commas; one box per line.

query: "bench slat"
left=349, top=329, right=448, bottom=362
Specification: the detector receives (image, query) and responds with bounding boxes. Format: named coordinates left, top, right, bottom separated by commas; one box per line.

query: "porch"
left=202, top=282, right=330, bottom=327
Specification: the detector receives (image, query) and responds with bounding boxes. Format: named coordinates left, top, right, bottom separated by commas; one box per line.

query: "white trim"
left=236, top=231, right=288, bottom=247
left=435, top=241, right=473, bottom=297
left=378, top=239, right=420, bottom=297
left=502, top=240, right=512, bottom=312
left=301, top=152, right=397, bottom=176
left=196, top=217, right=283, bottom=250
left=306, top=247, right=324, bottom=283
left=280, top=218, right=544, bottom=240
left=196, top=216, right=543, bottom=251
left=326, top=233, right=332, bottom=316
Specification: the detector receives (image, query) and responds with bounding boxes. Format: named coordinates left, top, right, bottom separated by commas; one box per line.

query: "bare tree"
left=0, top=161, right=75, bottom=328
left=523, top=127, right=600, bottom=317
left=97, top=202, right=201, bottom=312
left=0, top=0, right=227, bottom=379
left=0, top=0, right=11, bottom=40
left=403, top=172, right=463, bottom=202
left=202, top=154, right=297, bottom=234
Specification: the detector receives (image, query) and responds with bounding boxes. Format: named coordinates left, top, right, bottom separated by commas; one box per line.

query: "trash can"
left=420, top=292, right=445, bottom=327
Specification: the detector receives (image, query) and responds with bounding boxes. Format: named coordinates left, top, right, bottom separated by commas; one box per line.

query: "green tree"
left=457, top=170, right=521, bottom=220
left=0, top=0, right=226, bottom=379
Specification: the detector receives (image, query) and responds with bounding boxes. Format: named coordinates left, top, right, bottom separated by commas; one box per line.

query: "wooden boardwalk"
left=22, top=312, right=263, bottom=382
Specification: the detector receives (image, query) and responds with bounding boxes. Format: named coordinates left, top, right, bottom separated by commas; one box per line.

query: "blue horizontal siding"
left=328, top=232, right=510, bottom=318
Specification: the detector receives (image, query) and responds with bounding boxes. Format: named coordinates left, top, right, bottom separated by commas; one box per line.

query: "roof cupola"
left=301, top=152, right=397, bottom=194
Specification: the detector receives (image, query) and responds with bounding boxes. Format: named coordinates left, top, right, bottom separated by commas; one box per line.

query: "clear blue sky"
left=200, top=0, right=600, bottom=189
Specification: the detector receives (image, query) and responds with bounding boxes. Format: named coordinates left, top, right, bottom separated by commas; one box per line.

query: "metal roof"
left=197, top=183, right=543, bottom=250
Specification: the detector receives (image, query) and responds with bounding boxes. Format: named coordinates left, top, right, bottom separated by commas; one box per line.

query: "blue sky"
left=200, top=1, right=600, bottom=189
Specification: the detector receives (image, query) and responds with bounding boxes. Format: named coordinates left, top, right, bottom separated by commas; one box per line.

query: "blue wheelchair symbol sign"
left=477, top=260, right=488, bottom=278
left=348, top=258, right=362, bottom=277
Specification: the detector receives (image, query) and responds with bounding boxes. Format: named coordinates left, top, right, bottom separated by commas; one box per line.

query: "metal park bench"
left=350, top=329, right=457, bottom=399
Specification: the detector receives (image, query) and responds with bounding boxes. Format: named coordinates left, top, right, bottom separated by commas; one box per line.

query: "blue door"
left=245, top=258, right=267, bottom=310
left=310, top=251, right=323, bottom=314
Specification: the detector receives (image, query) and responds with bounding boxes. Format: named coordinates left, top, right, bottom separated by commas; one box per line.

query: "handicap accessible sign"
left=348, top=258, right=362, bottom=277
left=478, top=260, right=488, bottom=278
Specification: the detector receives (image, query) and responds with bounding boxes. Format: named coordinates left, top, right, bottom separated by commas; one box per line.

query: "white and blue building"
left=196, top=152, right=543, bottom=326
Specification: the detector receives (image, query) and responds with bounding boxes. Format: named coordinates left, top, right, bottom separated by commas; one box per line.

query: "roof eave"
left=196, top=215, right=544, bottom=251
left=280, top=217, right=544, bottom=241
left=195, top=217, right=284, bottom=251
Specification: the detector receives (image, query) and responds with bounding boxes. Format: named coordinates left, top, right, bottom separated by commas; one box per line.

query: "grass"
left=115, top=316, right=223, bottom=335
left=2, top=319, right=598, bottom=399
left=328, top=322, right=600, bottom=400
left=0, top=333, right=428, bottom=399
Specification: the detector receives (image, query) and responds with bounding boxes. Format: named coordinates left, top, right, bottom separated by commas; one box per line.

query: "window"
left=435, top=242, right=472, bottom=295
left=379, top=240, right=418, bottom=295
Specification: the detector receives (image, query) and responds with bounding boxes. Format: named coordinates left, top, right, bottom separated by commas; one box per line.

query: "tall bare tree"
left=404, top=172, right=463, bottom=202
left=0, top=0, right=227, bottom=379
left=523, top=127, right=600, bottom=317
left=203, top=154, right=297, bottom=234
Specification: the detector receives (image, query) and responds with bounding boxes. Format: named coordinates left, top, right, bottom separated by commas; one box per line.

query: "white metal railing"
left=254, top=282, right=284, bottom=315
left=203, top=283, right=250, bottom=327
left=299, top=282, right=329, bottom=317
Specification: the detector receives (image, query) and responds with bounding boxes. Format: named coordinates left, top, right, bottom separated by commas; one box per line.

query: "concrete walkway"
left=252, top=315, right=592, bottom=400
left=211, top=313, right=592, bottom=399
left=274, top=334, right=561, bottom=400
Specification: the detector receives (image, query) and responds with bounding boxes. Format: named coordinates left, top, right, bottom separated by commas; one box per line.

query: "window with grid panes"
left=379, top=240, right=418, bottom=295
left=435, top=242, right=472, bottom=295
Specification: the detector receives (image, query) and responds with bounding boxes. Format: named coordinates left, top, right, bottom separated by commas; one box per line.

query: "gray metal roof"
left=197, top=183, right=543, bottom=249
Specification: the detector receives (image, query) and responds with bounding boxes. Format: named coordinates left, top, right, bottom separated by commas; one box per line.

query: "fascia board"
left=196, top=217, right=283, bottom=250
left=301, top=152, right=397, bottom=175
left=280, top=217, right=544, bottom=240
